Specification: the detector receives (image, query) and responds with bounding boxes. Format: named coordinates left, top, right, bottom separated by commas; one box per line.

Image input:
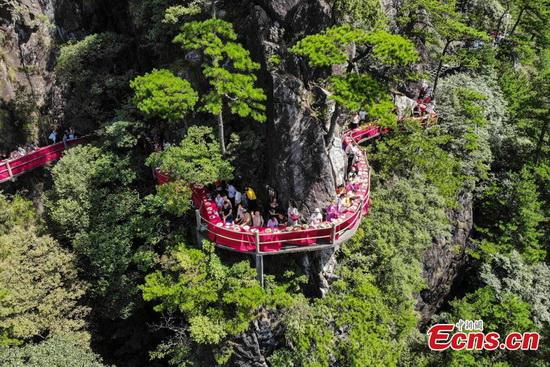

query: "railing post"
left=254, top=231, right=264, bottom=288
left=6, top=161, right=13, bottom=180
left=331, top=222, right=336, bottom=244
left=255, top=231, right=260, bottom=254
left=255, top=254, right=264, bottom=288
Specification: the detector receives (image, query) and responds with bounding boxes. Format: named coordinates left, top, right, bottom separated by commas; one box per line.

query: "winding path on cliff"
left=0, top=139, right=85, bottom=184
left=185, top=125, right=386, bottom=254
left=0, top=125, right=386, bottom=285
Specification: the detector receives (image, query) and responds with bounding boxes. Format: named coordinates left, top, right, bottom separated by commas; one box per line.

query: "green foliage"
left=397, top=0, right=489, bottom=43
left=174, top=18, right=266, bottom=120
left=438, top=286, right=541, bottom=367
left=372, top=127, right=464, bottom=204
left=344, top=176, right=451, bottom=303
left=100, top=120, right=146, bottom=150
left=438, top=73, right=508, bottom=181
left=55, top=33, right=132, bottom=131
left=0, top=194, right=36, bottom=235
left=46, top=145, right=167, bottom=318
left=332, top=0, right=387, bottom=29
left=0, top=335, right=106, bottom=367
left=0, top=195, right=89, bottom=344
left=273, top=272, right=418, bottom=367
left=163, top=1, right=204, bottom=23
left=480, top=251, right=550, bottom=327
left=291, top=25, right=417, bottom=137
left=476, top=167, right=546, bottom=262
left=130, top=69, right=198, bottom=122
left=291, top=26, right=418, bottom=68
left=147, top=126, right=233, bottom=215
left=141, top=241, right=291, bottom=365
left=274, top=174, right=452, bottom=366
left=362, top=30, right=419, bottom=66
left=290, top=25, right=370, bottom=67
left=452, top=287, right=535, bottom=334
left=329, top=73, right=396, bottom=126
left=202, top=66, right=267, bottom=121
left=498, top=55, right=549, bottom=165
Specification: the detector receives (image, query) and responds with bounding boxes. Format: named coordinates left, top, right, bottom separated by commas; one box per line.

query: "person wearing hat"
left=245, top=186, right=257, bottom=211
left=309, top=208, right=323, bottom=225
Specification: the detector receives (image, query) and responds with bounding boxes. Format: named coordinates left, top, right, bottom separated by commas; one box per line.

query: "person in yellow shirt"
left=245, top=186, right=257, bottom=211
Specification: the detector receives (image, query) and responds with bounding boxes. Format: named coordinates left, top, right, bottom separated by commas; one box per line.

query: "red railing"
left=166, top=124, right=385, bottom=254
left=0, top=139, right=85, bottom=184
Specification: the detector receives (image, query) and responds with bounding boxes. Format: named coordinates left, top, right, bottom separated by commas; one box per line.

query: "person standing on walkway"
left=245, top=186, right=257, bottom=211
left=48, top=129, right=58, bottom=144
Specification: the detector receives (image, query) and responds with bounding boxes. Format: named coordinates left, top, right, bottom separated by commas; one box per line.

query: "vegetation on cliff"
left=0, top=0, right=548, bottom=366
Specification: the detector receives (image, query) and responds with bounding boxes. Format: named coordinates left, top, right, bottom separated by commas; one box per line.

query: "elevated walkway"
left=0, top=139, right=85, bottom=184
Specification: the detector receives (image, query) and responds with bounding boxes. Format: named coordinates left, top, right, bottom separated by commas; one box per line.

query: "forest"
left=0, top=0, right=548, bottom=366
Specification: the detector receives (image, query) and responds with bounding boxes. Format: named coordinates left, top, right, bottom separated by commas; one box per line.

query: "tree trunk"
left=210, top=0, right=217, bottom=18
left=510, top=7, right=525, bottom=36
left=495, top=5, right=510, bottom=38
left=325, top=104, right=341, bottom=148
left=535, top=119, right=548, bottom=164
left=432, top=40, right=451, bottom=100
left=218, top=111, right=226, bottom=155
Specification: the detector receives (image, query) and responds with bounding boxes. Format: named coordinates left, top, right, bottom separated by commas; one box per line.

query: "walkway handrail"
left=0, top=138, right=86, bottom=184
left=189, top=125, right=379, bottom=254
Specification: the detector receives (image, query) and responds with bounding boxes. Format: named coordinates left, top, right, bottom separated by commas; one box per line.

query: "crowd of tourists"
left=208, top=142, right=365, bottom=229
left=0, top=126, right=78, bottom=163
left=0, top=143, right=39, bottom=161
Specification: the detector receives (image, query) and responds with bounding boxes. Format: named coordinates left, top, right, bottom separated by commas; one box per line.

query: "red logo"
left=427, top=321, right=540, bottom=351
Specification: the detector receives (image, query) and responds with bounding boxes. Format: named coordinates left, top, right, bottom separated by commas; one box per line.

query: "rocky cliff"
left=0, top=0, right=55, bottom=147
left=1, top=0, right=475, bottom=362
left=241, top=1, right=347, bottom=217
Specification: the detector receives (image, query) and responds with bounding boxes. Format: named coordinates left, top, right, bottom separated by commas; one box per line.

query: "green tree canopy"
left=46, top=145, right=167, bottom=319
left=0, top=335, right=107, bottom=367
left=130, top=68, right=198, bottom=122
left=147, top=125, right=233, bottom=215
left=141, top=241, right=292, bottom=365
left=173, top=18, right=267, bottom=154
left=291, top=26, right=418, bottom=68
left=291, top=25, right=418, bottom=144
left=0, top=196, right=89, bottom=345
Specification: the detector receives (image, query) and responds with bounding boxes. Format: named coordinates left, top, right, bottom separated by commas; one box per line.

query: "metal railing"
left=0, top=139, right=85, bottom=184
left=194, top=127, right=374, bottom=254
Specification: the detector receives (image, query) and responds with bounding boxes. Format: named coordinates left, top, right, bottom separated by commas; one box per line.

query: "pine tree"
left=173, top=19, right=267, bottom=155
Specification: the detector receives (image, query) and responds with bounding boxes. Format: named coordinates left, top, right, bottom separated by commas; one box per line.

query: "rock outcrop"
left=419, top=191, right=474, bottom=322
left=230, top=309, right=283, bottom=367
left=242, top=1, right=345, bottom=217
left=0, top=0, right=56, bottom=147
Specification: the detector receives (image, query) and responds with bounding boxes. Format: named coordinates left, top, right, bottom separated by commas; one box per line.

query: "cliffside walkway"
left=0, top=139, right=85, bottom=184
left=167, top=124, right=389, bottom=284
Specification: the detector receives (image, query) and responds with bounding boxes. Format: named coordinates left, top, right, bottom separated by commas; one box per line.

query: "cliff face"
left=242, top=1, right=347, bottom=217
left=0, top=0, right=55, bottom=146
left=419, top=191, right=474, bottom=322
left=1, top=0, right=476, bottom=363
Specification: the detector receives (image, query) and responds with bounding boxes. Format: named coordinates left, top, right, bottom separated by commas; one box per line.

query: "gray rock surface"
left=244, top=1, right=342, bottom=217
left=418, top=191, right=474, bottom=322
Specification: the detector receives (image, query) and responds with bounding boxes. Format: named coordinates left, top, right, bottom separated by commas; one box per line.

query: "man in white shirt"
left=227, top=183, right=236, bottom=206
left=48, top=130, right=58, bottom=144
left=234, top=190, right=242, bottom=206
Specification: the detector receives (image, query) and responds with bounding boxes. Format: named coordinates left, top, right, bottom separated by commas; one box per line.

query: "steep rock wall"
left=419, top=191, right=474, bottom=323
left=0, top=0, right=55, bottom=147
left=241, top=1, right=346, bottom=217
